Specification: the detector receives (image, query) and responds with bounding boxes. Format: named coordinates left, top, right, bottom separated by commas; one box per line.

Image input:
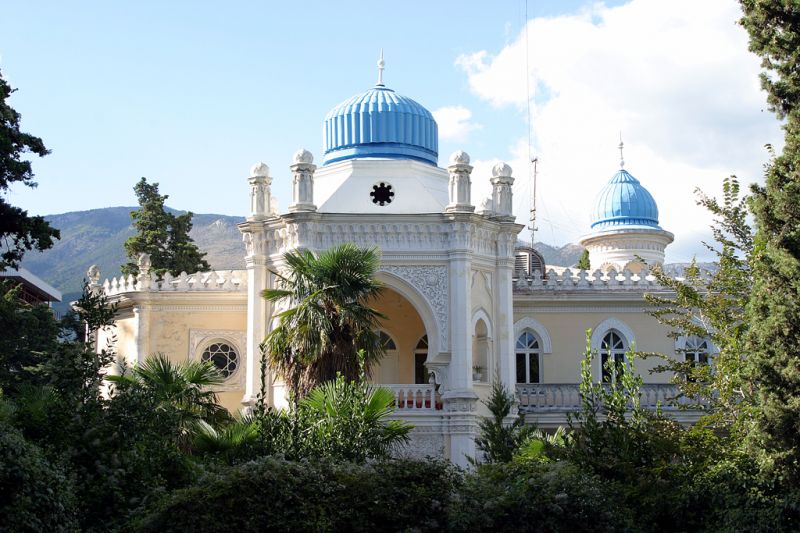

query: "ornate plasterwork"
left=189, top=329, right=246, bottom=391
left=394, top=426, right=446, bottom=459
left=380, top=265, right=448, bottom=348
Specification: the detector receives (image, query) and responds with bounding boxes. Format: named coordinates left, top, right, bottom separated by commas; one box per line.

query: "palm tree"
left=262, top=243, right=385, bottom=398
left=107, top=353, right=230, bottom=449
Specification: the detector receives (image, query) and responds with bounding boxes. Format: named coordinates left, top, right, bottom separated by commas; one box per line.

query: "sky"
left=1, top=0, right=783, bottom=262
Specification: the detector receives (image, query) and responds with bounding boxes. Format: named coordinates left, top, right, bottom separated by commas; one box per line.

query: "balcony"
left=516, top=383, right=705, bottom=428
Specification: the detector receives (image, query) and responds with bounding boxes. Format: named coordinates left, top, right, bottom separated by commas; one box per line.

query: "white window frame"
left=515, top=330, right=543, bottom=384
left=590, top=318, right=635, bottom=383
left=189, top=329, right=246, bottom=391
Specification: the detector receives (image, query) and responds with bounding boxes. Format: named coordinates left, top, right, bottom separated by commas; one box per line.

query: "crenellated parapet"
left=100, top=269, right=248, bottom=296
left=512, top=267, right=684, bottom=292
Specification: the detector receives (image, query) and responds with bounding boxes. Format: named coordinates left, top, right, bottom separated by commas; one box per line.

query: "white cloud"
left=456, top=0, right=781, bottom=262
left=432, top=105, right=482, bottom=142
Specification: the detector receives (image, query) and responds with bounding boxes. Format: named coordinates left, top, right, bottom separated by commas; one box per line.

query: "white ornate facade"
left=95, top=70, right=703, bottom=467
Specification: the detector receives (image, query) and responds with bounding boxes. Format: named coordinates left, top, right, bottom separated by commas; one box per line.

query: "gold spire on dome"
left=377, top=48, right=385, bottom=86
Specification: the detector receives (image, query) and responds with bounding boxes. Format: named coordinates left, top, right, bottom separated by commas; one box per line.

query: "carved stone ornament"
left=189, top=329, right=246, bottom=391
left=449, top=150, right=470, bottom=165
left=379, top=265, right=448, bottom=348
left=87, top=264, right=101, bottom=285
left=250, top=161, right=269, bottom=178
left=492, top=162, right=512, bottom=178
left=292, top=148, right=314, bottom=164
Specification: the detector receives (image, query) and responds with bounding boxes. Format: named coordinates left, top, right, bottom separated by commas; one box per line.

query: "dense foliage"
left=262, top=243, right=385, bottom=397
left=0, top=69, right=59, bottom=269
left=740, top=0, right=800, bottom=486
left=128, top=457, right=460, bottom=533
left=121, top=177, right=210, bottom=277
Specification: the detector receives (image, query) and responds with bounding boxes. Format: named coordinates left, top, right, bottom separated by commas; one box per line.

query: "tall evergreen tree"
left=576, top=248, right=591, bottom=270
left=739, top=0, right=800, bottom=481
left=0, top=69, right=59, bottom=269
left=122, top=177, right=209, bottom=277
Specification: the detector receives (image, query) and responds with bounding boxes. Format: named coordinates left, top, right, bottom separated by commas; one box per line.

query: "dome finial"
left=618, top=131, right=625, bottom=169
left=377, top=48, right=385, bottom=86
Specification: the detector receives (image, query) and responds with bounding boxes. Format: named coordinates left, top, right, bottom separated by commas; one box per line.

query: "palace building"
left=93, top=64, right=705, bottom=467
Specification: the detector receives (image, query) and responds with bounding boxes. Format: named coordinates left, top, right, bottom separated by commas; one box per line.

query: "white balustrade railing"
left=99, top=270, right=248, bottom=296
left=513, top=268, right=701, bottom=292
left=381, top=384, right=441, bottom=412
left=516, top=383, right=703, bottom=413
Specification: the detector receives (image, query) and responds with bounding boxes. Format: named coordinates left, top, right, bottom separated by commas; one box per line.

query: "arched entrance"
left=370, top=287, right=427, bottom=385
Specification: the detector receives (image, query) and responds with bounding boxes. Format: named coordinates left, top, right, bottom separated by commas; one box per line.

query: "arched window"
left=516, top=330, right=541, bottom=384
left=378, top=330, right=397, bottom=351
left=684, top=335, right=709, bottom=365
left=414, top=335, right=428, bottom=384
left=600, top=330, right=627, bottom=383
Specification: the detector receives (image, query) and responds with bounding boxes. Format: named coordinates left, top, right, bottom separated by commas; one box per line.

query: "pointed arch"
left=471, top=308, right=493, bottom=339
left=513, top=317, right=552, bottom=354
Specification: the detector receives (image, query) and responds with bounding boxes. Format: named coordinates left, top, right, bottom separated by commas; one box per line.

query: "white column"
left=243, top=242, right=268, bottom=406
left=443, top=222, right=479, bottom=468
left=495, top=232, right=517, bottom=392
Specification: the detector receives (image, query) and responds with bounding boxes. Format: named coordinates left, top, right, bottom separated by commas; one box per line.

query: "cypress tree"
left=122, top=177, right=209, bottom=277
left=739, top=0, right=800, bottom=481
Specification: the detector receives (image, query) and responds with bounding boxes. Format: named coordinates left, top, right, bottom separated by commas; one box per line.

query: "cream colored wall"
left=371, top=288, right=426, bottom=384
left=105, top=296, right=248, bottom=413
left=513, top=307, right=677, bottom=384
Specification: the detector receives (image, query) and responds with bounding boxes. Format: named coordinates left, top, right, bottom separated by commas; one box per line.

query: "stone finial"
left=449, top=150, right=470, bottom=165
left=250, top=161, right=270, bottom=178
left=87, top=264, right=101, bottom=285
left=477, top=196, right=493, bottom=215
left=289, top=149, right=317, bottom=213
left=293, top=148, right=314, bottom=164
left=490, top=162, right=514, bottom=218
left=446, top=150, right=474, bottom=213
left=137, top=253, right=152, bottom=275
left=492, top=162, right=512, bottom=178
left=249, top=161, right=273, bottom=220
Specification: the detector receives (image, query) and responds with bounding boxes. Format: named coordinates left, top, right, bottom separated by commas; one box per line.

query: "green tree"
left=0, top=69, right=59, bottom=269
left=108, top=353, right=230, bottom=450
left=576, top=248, right=591, bottom=270
left=299, top=364, right=412, bottom=462
left=739, top=0, right=800, bottom=483
left=122, top=177, right=209, bottom=277
left=261, top=243, right=385, bottom=397
left=473, top=380, right=535, bottom=464
left=644, top=176, right=755, bottom=430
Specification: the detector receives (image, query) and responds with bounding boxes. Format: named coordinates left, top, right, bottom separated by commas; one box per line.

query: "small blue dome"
left=591, top=169, right=660, bottom=230
left=322, top=85, right=438, bottom=166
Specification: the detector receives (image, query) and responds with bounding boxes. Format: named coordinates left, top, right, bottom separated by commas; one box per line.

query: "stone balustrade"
left=382, top=384, right=442, bottom=411
left=516, top=383, right=704, bottom=413
left=513, top=268, right=687, bottom=292
left=100, top=270, right=248, bottom=296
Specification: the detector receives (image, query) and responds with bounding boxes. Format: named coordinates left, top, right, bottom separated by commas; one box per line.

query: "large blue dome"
left=591, top=169, right=660, bottom=230
left=322, top=85, right=438, bottom=166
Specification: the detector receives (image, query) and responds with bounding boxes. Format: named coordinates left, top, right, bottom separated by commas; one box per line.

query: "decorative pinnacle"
left=377, top=48, right=385, bottom=86
left=618, top=132, right=625, bottom=169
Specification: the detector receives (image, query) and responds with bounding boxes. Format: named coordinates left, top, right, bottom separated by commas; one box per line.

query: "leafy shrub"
left=127, top=457, right=460, bottom=533
left=0, top=421, right=78, bottom=532
left=450, top=461, right=627, bottom=532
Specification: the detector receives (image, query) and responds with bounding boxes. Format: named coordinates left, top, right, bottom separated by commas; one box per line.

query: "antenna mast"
left=523, top=0, right=538, bottom=247
left=529, top=156, right=538, bottom=246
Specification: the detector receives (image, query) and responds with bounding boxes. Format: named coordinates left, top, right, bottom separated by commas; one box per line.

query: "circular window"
left=201, top=342, right=239, bottom=379
left=370, top=182, right=394, bottom=206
